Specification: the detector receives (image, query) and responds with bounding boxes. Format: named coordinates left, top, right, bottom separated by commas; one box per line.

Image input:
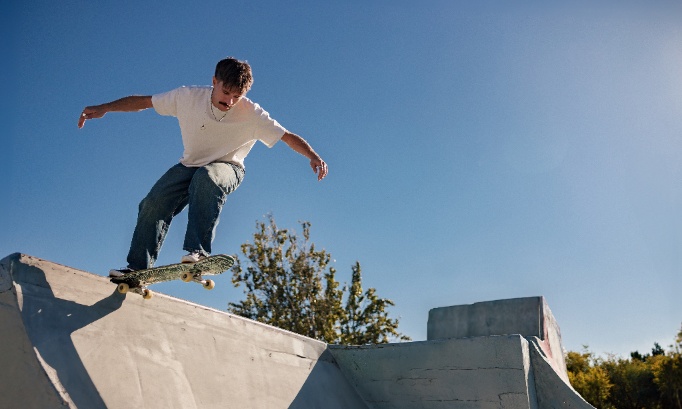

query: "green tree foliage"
left=567, top=325, right=682, bottom=409
left=228, top=215, right=410, bottom=345
left=650, top=328, right=682, bottom=409
left=566, top=348, right=613, bottom=408
left=603, top=355, right=658, bottom=409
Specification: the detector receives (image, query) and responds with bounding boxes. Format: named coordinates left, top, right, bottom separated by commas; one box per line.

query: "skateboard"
left=110, top=254, right=235, bottom=299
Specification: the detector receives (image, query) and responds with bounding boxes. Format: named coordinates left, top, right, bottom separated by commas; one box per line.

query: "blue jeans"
left=126, top=162, right=244, bottom=269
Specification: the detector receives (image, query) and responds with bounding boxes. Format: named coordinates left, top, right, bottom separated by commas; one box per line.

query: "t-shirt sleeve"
left=151, top=87, right=182, bottom=117
left=253, top=103, right=288, bottom=148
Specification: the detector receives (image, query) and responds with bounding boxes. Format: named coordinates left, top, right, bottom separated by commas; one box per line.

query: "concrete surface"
left=1, top=253, right=593, bottom=408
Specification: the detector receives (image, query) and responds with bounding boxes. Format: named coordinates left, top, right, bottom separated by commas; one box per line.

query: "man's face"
left=211, top=77, right=246, bottom=112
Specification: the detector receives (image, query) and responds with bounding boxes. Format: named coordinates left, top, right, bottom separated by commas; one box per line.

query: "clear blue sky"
left=4, top=1, right=682, bottom=357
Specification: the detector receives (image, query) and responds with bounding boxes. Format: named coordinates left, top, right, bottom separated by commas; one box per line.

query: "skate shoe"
left=181, top=251, right=208, bottom=264
left=109, top=267, right=135, bottom=277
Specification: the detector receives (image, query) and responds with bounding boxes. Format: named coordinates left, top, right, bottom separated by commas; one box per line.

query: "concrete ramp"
left=0, top=253, right=367, bottom=409
left=1, top=253, right=593, bottom=408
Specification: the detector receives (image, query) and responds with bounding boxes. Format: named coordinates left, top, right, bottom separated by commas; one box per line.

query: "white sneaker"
left=109, top=267, right=135, bottom=277
left=181, top=252, right=207, bottom=264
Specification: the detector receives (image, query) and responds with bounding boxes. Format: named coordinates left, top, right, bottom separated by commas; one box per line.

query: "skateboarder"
left=78, top=57, right=328, bottom=276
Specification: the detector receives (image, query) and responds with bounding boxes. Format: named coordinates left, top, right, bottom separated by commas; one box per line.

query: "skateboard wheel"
left=142, top=289, right=153, bottom=300
left=117, top=283, right=130, bottom=294
left=181, top=272, right=193, bottom=282
left=203, top=279, right=215, bottom=290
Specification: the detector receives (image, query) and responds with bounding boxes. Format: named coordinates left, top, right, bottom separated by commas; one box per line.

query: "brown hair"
left=214, top=57, right=253, bottom=93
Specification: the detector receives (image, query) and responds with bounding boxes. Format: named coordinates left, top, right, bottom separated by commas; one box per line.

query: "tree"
left=566, top=348, right=613, bottom=408
left=339, top=261, right=410, bottom=344
left=228, top=215, right=410, bottom=345
left=603, top=355, right=658, bottom=409
left=650, top=326, right=682, bottom=409
left=567, top=325, right=682, bottom=409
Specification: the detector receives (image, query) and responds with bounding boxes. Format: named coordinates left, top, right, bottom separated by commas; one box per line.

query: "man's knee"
left=138, top=193, right=165, bottom=215
left=139, top=188, right=184, bottom=216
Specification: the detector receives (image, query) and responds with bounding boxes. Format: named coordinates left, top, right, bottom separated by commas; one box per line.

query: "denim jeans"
left=126, top=162, right=244, bottom=269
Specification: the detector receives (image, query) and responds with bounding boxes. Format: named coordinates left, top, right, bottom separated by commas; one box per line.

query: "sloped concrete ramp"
left=0, top=253, right=367, bottom=409
left=1, top=253, right=593, bottom=408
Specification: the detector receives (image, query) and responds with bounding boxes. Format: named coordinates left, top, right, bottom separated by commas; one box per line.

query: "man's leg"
left=127, top=164, right=197, bottom=269
left=183, top=162, right=244, bottom=256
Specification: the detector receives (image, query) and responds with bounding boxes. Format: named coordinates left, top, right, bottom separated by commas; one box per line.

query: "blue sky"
left=4, top=1, right=682, bottom=357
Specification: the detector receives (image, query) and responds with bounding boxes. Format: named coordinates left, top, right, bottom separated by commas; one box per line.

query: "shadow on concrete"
left=288, top=349, right=369, bottom=409
left=16, top=259, right=124, bottom=409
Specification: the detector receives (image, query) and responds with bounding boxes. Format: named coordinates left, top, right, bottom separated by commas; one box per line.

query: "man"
left=78, top=57, right=328, bottom=276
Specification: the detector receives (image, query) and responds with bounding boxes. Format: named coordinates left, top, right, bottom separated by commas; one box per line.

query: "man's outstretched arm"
left=281, top=132, right=328, bottom=181
left=78, top=95, right=153, bottom=128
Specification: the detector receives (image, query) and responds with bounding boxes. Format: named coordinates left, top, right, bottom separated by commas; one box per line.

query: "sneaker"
left=181, top=251, right=208, bottom=264
left=109, top=267, right=135, bottom=277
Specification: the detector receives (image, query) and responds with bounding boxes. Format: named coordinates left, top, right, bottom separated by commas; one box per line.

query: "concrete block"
left=428, top=296, right=569, bottom=382
left=428, top=297, right=546, bottom=340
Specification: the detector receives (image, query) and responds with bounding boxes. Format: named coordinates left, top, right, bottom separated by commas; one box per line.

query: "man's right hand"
left=78, top=105, right=108, bottom=128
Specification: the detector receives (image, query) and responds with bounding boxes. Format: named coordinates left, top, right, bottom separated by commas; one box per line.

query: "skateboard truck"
left=180, top=271, right=216, bottom=290
left=116, top=283, right=154, bottom=299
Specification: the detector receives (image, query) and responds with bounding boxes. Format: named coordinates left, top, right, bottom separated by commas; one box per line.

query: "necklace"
left=209, top=89, right=228, bottom=122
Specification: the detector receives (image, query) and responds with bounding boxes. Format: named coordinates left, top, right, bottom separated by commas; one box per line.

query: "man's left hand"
left=311, top=158, right=328, bottom=181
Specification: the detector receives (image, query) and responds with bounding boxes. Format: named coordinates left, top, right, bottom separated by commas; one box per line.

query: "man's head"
left=214, top=57, right=253, bottom=94
left=211, top=57, right=253, bottom=112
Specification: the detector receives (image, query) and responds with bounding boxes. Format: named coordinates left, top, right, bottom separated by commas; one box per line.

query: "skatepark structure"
left=0, top=253, right=593, bottom=408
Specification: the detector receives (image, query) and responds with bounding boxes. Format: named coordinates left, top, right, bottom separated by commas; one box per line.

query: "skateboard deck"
left=110, top=254, right=235, bottom=299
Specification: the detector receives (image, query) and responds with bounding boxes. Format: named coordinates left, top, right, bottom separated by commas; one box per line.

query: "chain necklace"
left=209, top=89, right=228, bottom=122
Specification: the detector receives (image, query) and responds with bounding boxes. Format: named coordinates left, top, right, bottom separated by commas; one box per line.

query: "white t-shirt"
left=152, top=86, right=287, bottom=168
